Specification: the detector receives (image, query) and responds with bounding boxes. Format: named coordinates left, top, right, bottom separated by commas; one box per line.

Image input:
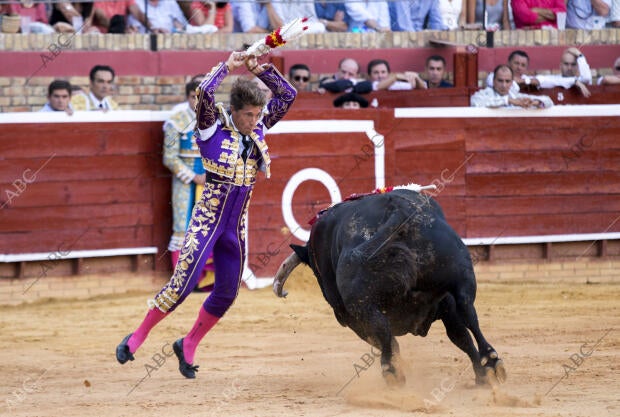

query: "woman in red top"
left=511, top=0, right=566, bottom=29
left=189, top=1, right=233, bottom=32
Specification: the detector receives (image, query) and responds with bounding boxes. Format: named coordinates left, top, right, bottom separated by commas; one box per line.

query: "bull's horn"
left=273, top=251, right=301, bottom=298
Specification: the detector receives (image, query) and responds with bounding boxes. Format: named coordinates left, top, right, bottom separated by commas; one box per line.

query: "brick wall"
left=1, top=29, right=619, bottom=112
left=0, top=271, right=169, bottom=306
left=1, top=29, right=619, bottom=52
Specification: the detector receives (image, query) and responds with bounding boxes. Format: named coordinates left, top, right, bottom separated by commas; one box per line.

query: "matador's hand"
left=225, top=51, right=247, bottom=72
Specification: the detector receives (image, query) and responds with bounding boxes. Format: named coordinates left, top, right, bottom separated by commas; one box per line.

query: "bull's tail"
left=273, top=245, right=308, bottom=298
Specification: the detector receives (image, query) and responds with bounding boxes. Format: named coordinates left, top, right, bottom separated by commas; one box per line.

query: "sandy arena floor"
left=0, top=267, right=618, bottom=417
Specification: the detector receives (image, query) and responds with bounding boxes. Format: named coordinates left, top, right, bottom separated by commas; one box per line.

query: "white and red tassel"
left=245, top=17, right=309, bottom=57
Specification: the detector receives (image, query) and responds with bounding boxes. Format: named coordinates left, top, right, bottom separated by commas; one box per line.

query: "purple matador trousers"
left=151, top=178, right=252, bottom=317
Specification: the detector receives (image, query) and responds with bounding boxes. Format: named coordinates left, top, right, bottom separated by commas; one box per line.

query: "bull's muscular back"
left=306, top=189, right=476, bottom=334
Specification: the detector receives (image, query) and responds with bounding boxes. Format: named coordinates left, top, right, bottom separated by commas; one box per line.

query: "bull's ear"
left=290, top=244, right=310, bottom=265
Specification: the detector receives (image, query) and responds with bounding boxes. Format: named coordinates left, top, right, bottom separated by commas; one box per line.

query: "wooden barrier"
left=1, top=105, right=619, bottom=279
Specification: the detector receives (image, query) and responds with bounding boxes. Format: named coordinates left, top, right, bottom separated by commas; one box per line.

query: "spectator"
left=389, top=0, right=445, bottom=31
left=315, top=1, right=348, bottom=32
left=534, top=47, right=593, bottom=97
left=486, top=50, right=532, bottom=94
left=424, top=55, right=454, bottom=88
left=289, top=64, right=312, bottom=92
left=471, top=65, right=554, bottom=108
left=367, top=59, right=426, bottom=91
left=171, top=74, right=204, bottom=113
left=333, top=92, right=369, bottom=109
left=188, top=2, right=233, bottom=32
left=270, top=0, right=326, bottom=33
left=50, top=1, right=100, bottom=33
left=318, top=58, right=372, bottom=95
left=469, top=0, right=510, bottom=29
left=566, top=0, right=611, bottom=29
left=71, top=65, right=120, bottom=111
left=231, top=1, right=272, bottom=33
left=162, top=80, right=215, bottom=293
left=511, top=0, right=566, bottom=29
left=610, top=0, right=620, bottom=26
left=345, top=1, right=391, bottom=32
left=92, top=0, right=147, bottom=33
left=598, top=56, right=620, bottom=85
left=127, top=0, right=187, bottom=33
left=438, top=0, right=467, bottom=29
left=40, top=80, right=74, bottom=115
left=5, top=0, right=54, bottom=34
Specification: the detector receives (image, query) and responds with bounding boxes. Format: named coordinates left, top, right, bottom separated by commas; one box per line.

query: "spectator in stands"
left=389, top=0, right=445, bottom=31
left=93, top=0, right=147, bottom=33
left=534, top=47, right=592, bottom=97
left=333, top=92, right=369, bottom=109
left=367, top=59, right=426, bottom=91
left=71, top=65, right=120, bottom=111
left=231, top=1, right=272, bottom=33
left=270, top=0, right=326, bottom=33
left=598, top=56, right=620, bottom=85
left=318, top=58, right=372, bottom=95
left=40, top=80, right=74, bottom=115
left=128, top=0, right=187, bottom=33
left=171, top=74, right=204, bottom=113
left=469, top=0, right=511, bottom=29
left=5, top=0, right=55, bottom=34
left=315, top=1, right=348, bottom=32
left=486, top=50, right=533, bottom=94
left=566, top=0, right=611, bottom=29
left=345, top=1, right=391, bottom=32
left=471, top=65, right=554, bottom=108
left=438, top=0, right=467, bottom=29
left=50, top=1, right=100, bottom=33
left=511, top=0, right=566, bottom=29
left=289, top=64, right=312, bottom=92
left=188, top=2, right=233, bottom=32
left=610, top=0, right=620, bottom=26
left=423, top=55, right=454, bottom=88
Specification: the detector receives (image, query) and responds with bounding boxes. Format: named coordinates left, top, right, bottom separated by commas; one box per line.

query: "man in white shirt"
left=471, top=65, right=554, bottom=108
left=486, top=50, right=534, bottom=95
left=533, top=47, right=592, bottom=97
left=367, top=59, right=426, bottom=91
left=128, top=0, right=187, bottom=33
left=598, top=56, right=620, bottom=85
left=269, top=0, right=326, bottom=33
left=566, top=0, right=611, bottom=29
left=345, top=1, right=391, bottom=32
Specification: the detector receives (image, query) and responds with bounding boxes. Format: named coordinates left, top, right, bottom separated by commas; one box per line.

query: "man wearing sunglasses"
left=289, top=64, right=312, bottom=92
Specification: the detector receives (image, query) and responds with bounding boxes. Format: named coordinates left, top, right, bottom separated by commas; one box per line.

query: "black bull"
left=274, top=189, right=506, bottom=386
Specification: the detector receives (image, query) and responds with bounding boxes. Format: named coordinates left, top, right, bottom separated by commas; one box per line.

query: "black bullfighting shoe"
left=116, top=333, right=135, bottom=364
left=173, top=338, right=199, bottom=379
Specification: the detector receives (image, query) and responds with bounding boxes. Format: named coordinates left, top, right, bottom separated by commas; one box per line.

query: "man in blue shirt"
left=389, top=0, right=446, bottom=31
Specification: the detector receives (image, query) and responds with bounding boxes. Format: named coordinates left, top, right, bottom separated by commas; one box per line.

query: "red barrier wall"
left=1, top=105, right=619, bottom=278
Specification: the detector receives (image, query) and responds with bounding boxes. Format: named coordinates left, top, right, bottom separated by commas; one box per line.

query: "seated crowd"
left=1, top=0, right=619, bottom=34
left=39, top=49, right=620, bottom=114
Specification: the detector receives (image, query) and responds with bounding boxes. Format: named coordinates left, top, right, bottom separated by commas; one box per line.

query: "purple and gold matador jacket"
left=194, top=62, right=297, bottom=186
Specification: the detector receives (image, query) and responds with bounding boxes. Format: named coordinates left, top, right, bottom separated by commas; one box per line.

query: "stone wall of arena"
left=1, top=29, right=619, bottom=112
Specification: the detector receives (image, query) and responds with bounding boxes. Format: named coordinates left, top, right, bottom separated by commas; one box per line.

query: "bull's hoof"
left=476, top=351, right=507, bottom=385
left=382, top=364, right=406, bottom=387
